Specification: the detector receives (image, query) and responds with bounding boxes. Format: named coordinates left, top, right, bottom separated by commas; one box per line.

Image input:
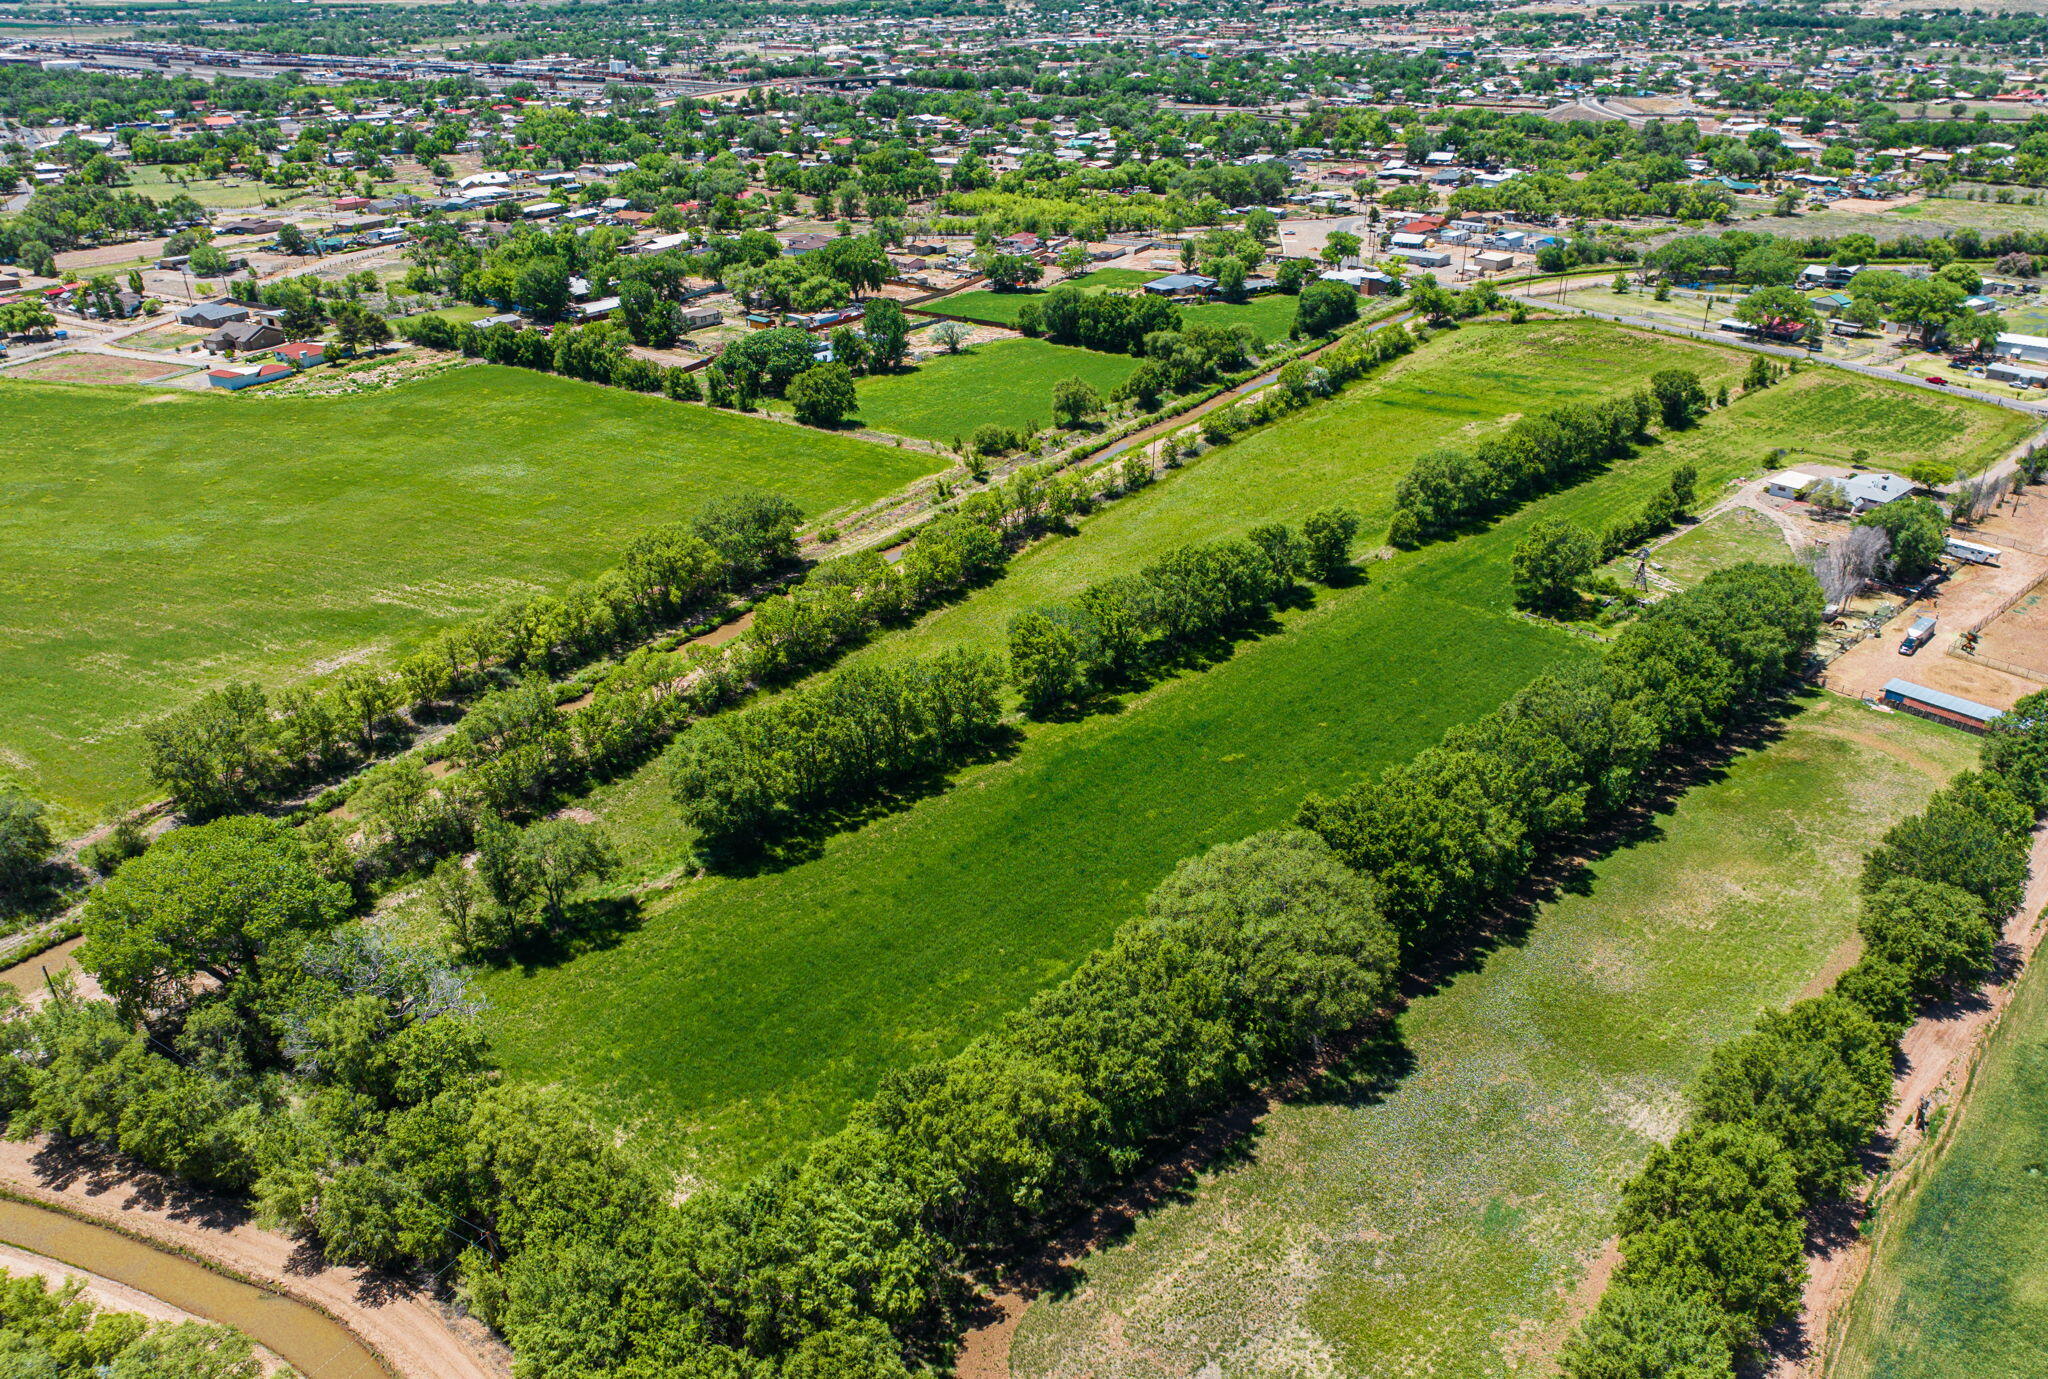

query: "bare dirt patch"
left=4, top=353, right=188, bottom=385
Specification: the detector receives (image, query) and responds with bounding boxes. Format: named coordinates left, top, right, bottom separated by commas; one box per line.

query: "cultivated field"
left=474, top=319, right=1974, bottom=1183
left=1012, top=693, right=1978, bottom=1378
left=1833, top=939, right=2048, bottom=1379
left=0, top=367, right=937, bottom=826
left=853, top=337, right=1144, bottom=443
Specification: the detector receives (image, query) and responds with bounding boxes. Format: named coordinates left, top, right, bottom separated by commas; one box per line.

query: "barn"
left=1879, top=679, right=2006, bottom=733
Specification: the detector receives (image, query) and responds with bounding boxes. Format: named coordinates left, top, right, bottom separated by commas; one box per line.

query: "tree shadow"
left=697, top=725, right=1029, bottom=878
left=495, top=894, right=646, bottom=975
left=948, top=690, right=1808, bottom=1338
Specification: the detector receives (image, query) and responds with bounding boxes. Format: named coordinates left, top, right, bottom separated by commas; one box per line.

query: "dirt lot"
left=1974, top=573, right=2048, bottom=678
left=1822, top=494, right=2048, bottom=710
left=2, top=352, right=191, bottom=385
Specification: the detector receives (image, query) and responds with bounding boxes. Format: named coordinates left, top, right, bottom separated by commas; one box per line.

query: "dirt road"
left=1769, top=823, right=2048, bottom=1377
left=0, top=1138, right=508, bottom=1379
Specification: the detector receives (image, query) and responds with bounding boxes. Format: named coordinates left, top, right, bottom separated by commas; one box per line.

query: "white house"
left=1764, top=469, right=1821, bottom=500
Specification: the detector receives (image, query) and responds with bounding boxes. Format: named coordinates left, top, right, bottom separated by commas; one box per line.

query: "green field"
left=1013, top=694, right=1977, bottom=1377
left=1636, top=507, right=1795, bottom=589
left=855, top=337, right=1144, bottom=442
left=0, top=367, right=937, bottom=827
left=925, top=266, right=1162, bottom=325
left=1178, top=291, right=1302, bottom=343
left=475, top=318, right=1926, bottom=1181
left=122, top=163, right=315, bottom=211
left=1834, top=936, right=2048, bottom=1379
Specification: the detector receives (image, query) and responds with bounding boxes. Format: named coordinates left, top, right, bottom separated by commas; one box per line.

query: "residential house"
left=178, top=301, right=250, bottom=329
left=206, top=360, right=293, bottom=389
left=274, top=340, right=328, bottom=367
left=205, top=320, right=287, bottom=354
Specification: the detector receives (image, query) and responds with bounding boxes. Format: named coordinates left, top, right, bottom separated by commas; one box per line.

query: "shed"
left=1997, top=331, right=2048, bottom=363
left=1880, top=679, right=2004, bottom=733
left=177, top=301, right=250, bottom=329
left=1472, top=251, right=1515, bottom=273
left=1763, top=469, right=1820, bottom=500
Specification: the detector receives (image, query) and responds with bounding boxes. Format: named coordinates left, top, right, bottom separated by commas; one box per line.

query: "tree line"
left=1563, top=689, right=2048, bottom=1379
left=2, top=561, right=1837, bottom=1379
left=143, top=491, right=803, bottom=819
left=1007, top=511, right=1359, bottom=714
left=666, top=651, right=1007, bottom=850
left=1387, top=368, right=1713, bottom=549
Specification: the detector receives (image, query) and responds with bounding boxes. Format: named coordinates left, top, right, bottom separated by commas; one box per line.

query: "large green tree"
left=80, top=816, right=348, bottom=1019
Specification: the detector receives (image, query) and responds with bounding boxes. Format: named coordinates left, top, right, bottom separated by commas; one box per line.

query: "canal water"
left=0, top=941, right=393, bottom=1376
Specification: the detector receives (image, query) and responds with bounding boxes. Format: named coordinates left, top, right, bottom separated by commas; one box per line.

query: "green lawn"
left=925, top=267, right=1163, bottom=326
left=472, top=320, right=1770, bottom=1181
left=1178, top=291, right=1302, bottom=343
left=1014, top=694, right=1978, bottom=1378
left=856, top=337, right=1144, bottom=443
left=0, top=367, right=937, bottom=827
left=1632, top=507, right=1795, bottom=589
left=1833, top=940, right=2048, bottom=1379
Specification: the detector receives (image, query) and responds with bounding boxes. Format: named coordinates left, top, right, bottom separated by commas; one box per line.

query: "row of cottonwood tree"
left=1387, top=368, right=1714, bottom=548
left=142, top=491, right=806, bottom=819
left=7, top=560, right=1889, bottom=1379
left=1562, top=688, right=2048, bottom=1379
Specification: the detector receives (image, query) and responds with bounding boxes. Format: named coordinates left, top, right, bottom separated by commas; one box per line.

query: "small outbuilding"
left=1880, top=678, right=2005, bottom=733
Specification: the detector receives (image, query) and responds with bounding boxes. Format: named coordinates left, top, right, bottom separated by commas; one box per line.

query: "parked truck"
left=1900, top=615, right=1938, bottom=655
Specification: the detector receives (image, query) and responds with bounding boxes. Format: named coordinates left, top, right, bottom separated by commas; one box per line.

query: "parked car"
left=1925, top=375, right=1949, bottom=386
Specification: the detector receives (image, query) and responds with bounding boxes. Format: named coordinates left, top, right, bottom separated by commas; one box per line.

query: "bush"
left=1560, top=1284, right=1734, bottom=1379
left=78, top=819, right=149, bottom=878
left=0, top=793, right=53, bottom=898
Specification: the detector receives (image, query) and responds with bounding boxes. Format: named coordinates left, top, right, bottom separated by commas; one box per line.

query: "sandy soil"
left=0, top=1138, right=509, bottom=1379
left=0, top=1241, right=292, bottom=1372
left=3, top=352, right=188, bottom=385
left=1821, top=507, right=2048, bottom=709
left=1770, top=823, right=2048, bottom=1377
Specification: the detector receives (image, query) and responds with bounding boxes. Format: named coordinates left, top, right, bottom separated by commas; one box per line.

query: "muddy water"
left=0, top=935, right=82, bottom=998
left=0, top=1197, right=393, bottom=1377
left=0, top=940, right=394, bottom=1376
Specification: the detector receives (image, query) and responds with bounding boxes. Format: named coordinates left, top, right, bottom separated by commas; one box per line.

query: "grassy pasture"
left=1013, top=694, right=1977, bottom=1378
left=0, top=367, right=936, bottom=827
left=854, top=337, right=1145, bottom=443
left=471, top=325, right=2025, bottom=1186
left=1833, top=948, right=2048, bottom=1379
left=924, top=267, right=1163, bottom=326
left=1629, top=507, right=1795, bottom=590
left=1177, top=291, right=1302, bottom=343
left=472, top=319, right=1792, bottom=1180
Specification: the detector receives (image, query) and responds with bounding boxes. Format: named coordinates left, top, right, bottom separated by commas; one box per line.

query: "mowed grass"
left=925, top=266, right=1163, bottom=325
left=854, top=337, right=1144, bottom=443
left=1833, top=943, right=2048, bottom=1379
left=1603, top=507, right=1794, bottom=590
left=1013, top=694, right=1978, bottom=1379
left=1178, top=291, right=1302, bottom=343
left=0, top=367, right=937, bottom=826
left=472, top=320, right=1787, bottom=1180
